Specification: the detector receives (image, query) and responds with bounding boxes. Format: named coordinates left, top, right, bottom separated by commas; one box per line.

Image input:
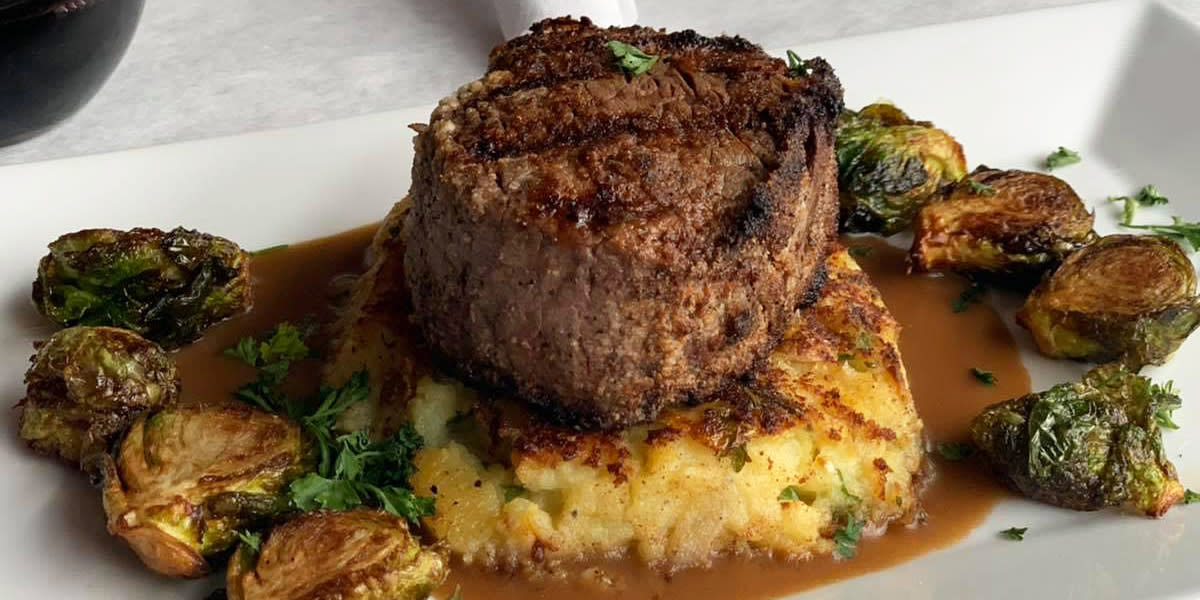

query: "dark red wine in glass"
left=0, top=0, right=145, bottom=147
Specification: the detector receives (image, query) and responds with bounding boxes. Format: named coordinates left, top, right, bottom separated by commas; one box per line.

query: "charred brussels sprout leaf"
left=33, top=227, right=251, bottom=347
left=836, top=103, right=967, bottom=235
left=19, top=326, right=179, bottom=465
left=912, top=168, right=1097, bottom=286
left=1017, top=235, right=1200, bottom=369
left=101, top=406, right=309, bottom=577
left=970, top=364, right=1185, bottom=516
left=226, top=510, right=447, bottom=600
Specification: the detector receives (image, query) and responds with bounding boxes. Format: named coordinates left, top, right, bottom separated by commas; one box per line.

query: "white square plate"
left=2, top=1, right=1198, bottom=598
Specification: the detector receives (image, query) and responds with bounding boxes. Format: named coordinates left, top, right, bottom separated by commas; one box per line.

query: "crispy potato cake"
left=324, top=200, right=925, bottom=573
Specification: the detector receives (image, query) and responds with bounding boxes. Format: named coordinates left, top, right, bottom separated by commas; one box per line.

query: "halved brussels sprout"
left=101, top=406, right=309, bottom=577
left=911, top=168, right=1096, bottom=285
left=18, top=326, right=179, bottom=465
left=33, top=227, right=251, bottom=347
left=1017, top=235, right=1200, bottom=368
left=836, top=102, right=967, bottom=235
left=970, top=363, right=1184, bottom=516
left=226, top=509, right=447, bottom=600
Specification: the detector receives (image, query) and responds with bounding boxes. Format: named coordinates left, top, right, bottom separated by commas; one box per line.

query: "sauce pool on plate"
left=175, top=229, right=1027, bottom=599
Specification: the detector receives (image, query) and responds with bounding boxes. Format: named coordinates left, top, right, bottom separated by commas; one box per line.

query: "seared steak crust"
left=405, top=17, right=843, bottom=428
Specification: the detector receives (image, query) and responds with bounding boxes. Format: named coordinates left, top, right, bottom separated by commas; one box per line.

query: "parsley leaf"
left=971, top=367, right=997, bottom=386
left=848, top=245, right=872, bottom=259
left=837, top=469, right=861, bottom=503
left=225, top=322, right=313, bottom=415
left=1121, top=216, right=1200, bottom=252
left=1136, top=185, right=1169, bottom=206
left=1154, top=391, right=1182, bottom=430
left=1184, top=489, right=1200, bottom=504
left=778, top=485, right=816, bottom=504
left=727, top=443, right=751, bottom=473
left=936, top=442, right=974, bottom=461
left=502, top=484, right=527, bottom=503
left=608, top=40, right=657, bottom=76
left=786, top=50, right=810, bottom=77
left=834, top=517, right=865, bottom=558
left=952, top=282, right=986, bottom=313
left=966, top=179, right=997, bottom=196
left=1111, top=185, right=1169, bottom=228
left=235, top=530, right=262, bottom=552
left=999, top=527, right=1028, bottom=541
left=1044, top=147, right=1081, bottom=170
left=227, top=327, right=434, bottom=524
left=1110, top=195, right=1138, bottom=226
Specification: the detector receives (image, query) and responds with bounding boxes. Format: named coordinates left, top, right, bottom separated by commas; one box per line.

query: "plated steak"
left=404, top=17, right=843, bottom=428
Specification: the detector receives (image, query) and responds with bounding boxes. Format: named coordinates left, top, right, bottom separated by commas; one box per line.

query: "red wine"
left=0, top=0, right=144, bottom=147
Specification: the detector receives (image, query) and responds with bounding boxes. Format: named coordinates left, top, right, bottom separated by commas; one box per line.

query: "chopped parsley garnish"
left=966, top=179, right=997, bottom=196
left=778, top=485, right=816, bottom=504
left=951, top=282, right=986, bottom=313
left=727, top=443, right=751, bottom=473
left=1135, top=185, right=1169, bottom=206
left=971, top=367, right=997, bottom=386
left=1044, top=146, right=1081, bottom=170
left=848, top=245, right=872, bottom=259
left=999, top=527, right=1028, bottom=541
left=834, top=517, right=865, bottom=558
left=1121, top=216, right=1200, bottom=252
left=224, top=322, right=312, bottom=416
left=502, top=484, right=527, bottom=503
left=1154, top=385, right=1182, bottom=430
left=855, top=331, right=874, bottom=351
left=226, top=325, right=434, bottom=523
left=1184, top=489, right=1200, bottom=504
left=608, top=40, right=658, bottom=76
left=936, top=442, right=974, bottom=461
left=250, top=244, right=290, bottom=257
left=786, top=50, right=810, bottom=77
left=235, top=530, right=262, bottom=553
left=837, top=469, right=861, bottom=503
left=1111, top=194, right=1138, bottom=226
left=1111, top=185, right=1169, bottom=228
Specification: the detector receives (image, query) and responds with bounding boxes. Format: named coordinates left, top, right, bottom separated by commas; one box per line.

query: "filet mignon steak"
left=404, top=17, right=843, bottom=428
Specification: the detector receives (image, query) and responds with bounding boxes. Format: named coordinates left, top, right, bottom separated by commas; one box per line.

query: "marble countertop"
left=2, top=0, right=1196, bottom=166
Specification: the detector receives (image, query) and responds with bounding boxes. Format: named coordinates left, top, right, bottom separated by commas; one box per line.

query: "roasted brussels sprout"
left=226, top=509, right=447, bottom=600
left=911, top=168, right=1096, bottom=285
left=32, top=227, right=251, bottom=347
left=101, top=406, right=309, bottom=577
left=1017, top=235, right=1200, bottom=368
left=18, top=326, right=179, bottom=465
left=970, top=364, right=1184, bottom=516
left=836, top=102, right=967, bottom=234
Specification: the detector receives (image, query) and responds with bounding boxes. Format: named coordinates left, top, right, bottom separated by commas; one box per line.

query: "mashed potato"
left=325, top=200, right=925, bottom=574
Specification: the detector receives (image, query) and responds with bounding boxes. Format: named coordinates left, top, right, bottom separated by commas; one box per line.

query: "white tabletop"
left=2, top=0, right=1196, bottom=166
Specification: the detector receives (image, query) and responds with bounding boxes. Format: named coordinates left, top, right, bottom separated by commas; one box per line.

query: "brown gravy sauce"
left=175, top=230, right=1030, bottom=599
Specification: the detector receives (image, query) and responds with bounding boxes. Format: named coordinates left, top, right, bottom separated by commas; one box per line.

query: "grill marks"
left=405, top=17, right=843, bottom=427
left=438, top=18, right=841, bottom=236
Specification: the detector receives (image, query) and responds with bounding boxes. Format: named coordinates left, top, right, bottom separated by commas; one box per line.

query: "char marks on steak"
left=404, top=17, right=843, bottom=428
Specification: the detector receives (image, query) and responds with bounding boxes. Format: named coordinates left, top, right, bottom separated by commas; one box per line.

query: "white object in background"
left=492, top=0, right=638, bottom=39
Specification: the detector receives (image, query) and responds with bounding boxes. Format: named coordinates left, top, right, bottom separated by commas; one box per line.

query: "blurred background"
left=1, top=0, right=1196, bottom=166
